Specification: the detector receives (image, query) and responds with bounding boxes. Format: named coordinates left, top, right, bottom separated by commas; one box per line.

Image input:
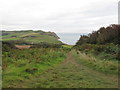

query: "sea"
left=57, top=33, right=88, bottom=45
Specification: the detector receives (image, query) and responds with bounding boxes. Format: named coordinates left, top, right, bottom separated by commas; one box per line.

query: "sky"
left=0, top=0, right=119, bottom=33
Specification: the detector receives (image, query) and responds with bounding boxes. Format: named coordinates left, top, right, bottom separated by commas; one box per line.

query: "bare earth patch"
left=15, top=45, right=31, bottom=49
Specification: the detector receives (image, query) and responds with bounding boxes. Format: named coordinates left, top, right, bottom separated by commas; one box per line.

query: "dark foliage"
left=76, top=24, right=120, bottom=45
left=5, top=40, right=31, bottom=45
left=2, top=41, right=17, bottom=52
left=31, top=42, right=62, bottom=48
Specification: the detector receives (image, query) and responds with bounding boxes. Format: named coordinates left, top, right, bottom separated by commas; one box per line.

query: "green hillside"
left=1, top=30, right=62, bottom=44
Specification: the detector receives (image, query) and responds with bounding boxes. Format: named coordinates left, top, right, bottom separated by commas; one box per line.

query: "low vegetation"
left=74, top=44, right=120, bottom=61
left=72, top=50, right=119, bottom=74
left=2, top=43, right=66, bottom=88
left=8, top=51, right=118, bottom=88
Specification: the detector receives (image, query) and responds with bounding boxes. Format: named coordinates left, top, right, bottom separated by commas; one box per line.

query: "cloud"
left=0, top=0, right=118, bottom=33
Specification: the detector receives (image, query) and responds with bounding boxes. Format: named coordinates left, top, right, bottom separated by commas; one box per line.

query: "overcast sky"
left=0, top=0, right=119, bottom=33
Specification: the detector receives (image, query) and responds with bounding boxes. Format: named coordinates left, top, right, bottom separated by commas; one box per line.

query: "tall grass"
left=72, top=50, right=119, bottom=74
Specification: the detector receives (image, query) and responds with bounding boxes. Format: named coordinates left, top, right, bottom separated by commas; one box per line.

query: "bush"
left=30, top=43, right=62, bottom=48
left=74, top=44, right=120, bottom=61
left=2, top=41, right=16, bottom=52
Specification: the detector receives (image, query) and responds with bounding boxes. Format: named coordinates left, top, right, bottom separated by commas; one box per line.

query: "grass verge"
left=72, top=50, right=119, bottom=75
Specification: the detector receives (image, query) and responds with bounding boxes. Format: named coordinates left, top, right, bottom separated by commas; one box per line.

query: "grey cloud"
left=0, top=0, right=118, bottom=33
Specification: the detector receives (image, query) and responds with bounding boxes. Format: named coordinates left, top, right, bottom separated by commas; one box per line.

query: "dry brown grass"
left=15, top=45, right=31, bottom=49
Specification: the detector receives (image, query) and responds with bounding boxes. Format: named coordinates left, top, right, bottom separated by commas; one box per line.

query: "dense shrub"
left=2, top=41, right=16, bottom=52
left=30, top=43, right=62, bottom=48
left=76, top=24, right=120, bottom=45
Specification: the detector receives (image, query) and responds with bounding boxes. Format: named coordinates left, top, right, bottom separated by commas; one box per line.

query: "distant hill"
left=1, top=30, right=62, bottom=44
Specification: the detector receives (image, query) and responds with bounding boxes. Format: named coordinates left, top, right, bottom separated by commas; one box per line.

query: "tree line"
left=76, top=24, right=120, bottom=45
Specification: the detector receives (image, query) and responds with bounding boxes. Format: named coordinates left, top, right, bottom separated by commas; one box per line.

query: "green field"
left=2, top=30, right=62, bottom=44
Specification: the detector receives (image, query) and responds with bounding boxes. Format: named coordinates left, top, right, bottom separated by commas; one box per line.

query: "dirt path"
left=14, top=51, right=118, bottom=88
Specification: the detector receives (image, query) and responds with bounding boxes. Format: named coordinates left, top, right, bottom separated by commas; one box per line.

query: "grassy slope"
left=24, top=35, right=61, bottom=44
left=10, top=50, right=118, bottom=88
left=2, top=31, right=62, bottom=44
left=2, top=48, right=66, bottom=88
